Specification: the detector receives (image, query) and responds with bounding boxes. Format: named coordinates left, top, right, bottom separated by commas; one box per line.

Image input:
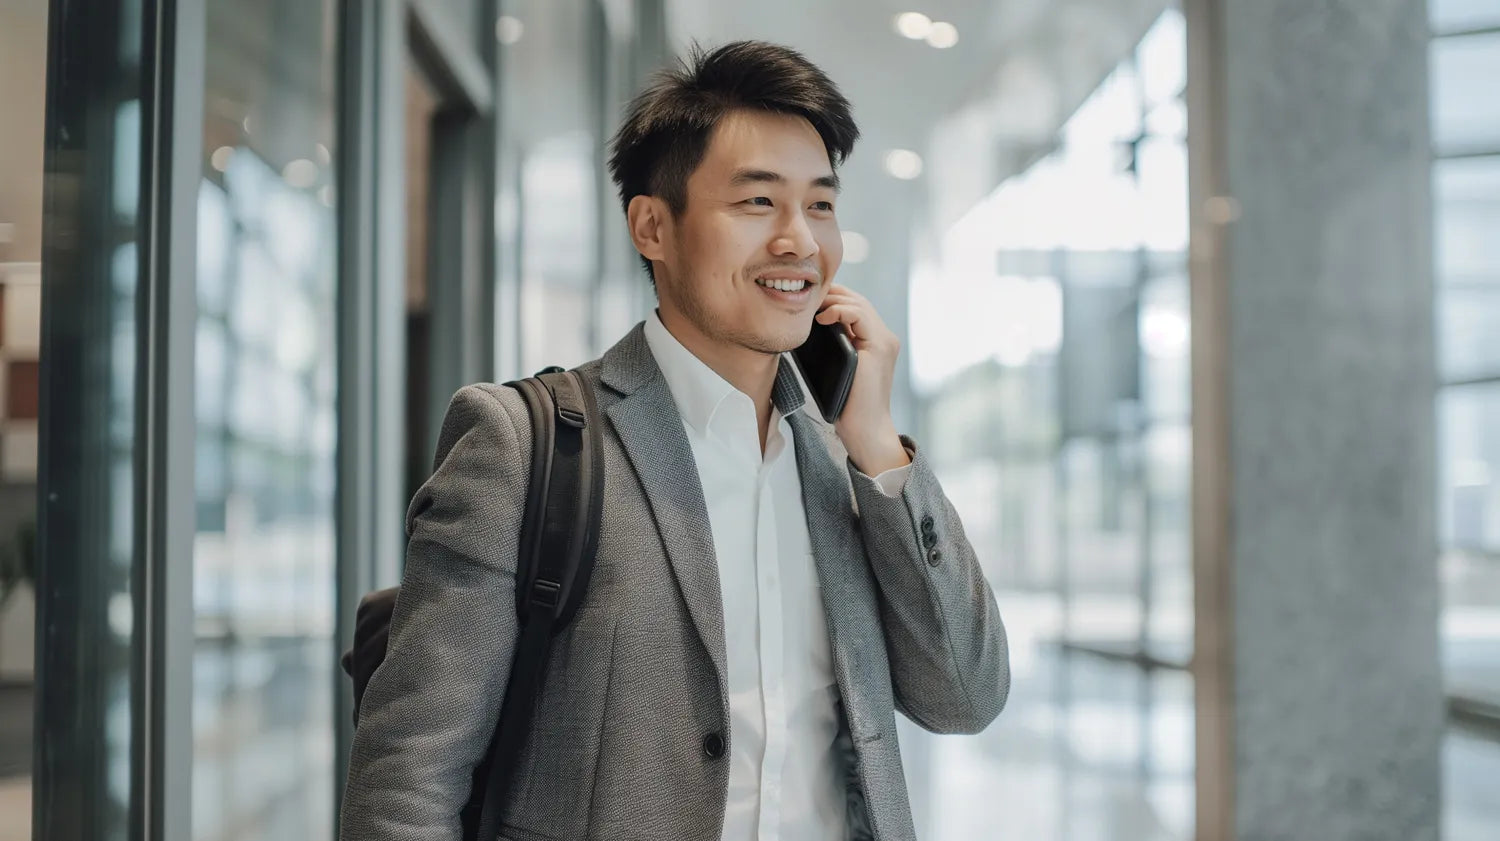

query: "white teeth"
left=758, top=278, right=807, bottom=292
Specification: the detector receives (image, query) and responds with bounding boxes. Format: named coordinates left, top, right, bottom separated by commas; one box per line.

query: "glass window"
left=0, top=1, right=49, bottom=833
left=28, top=0, right=156, bottom=835
left=519, top=132, right=599, bottom=374
left=1438, top=286, right=1500, bottom=383
left=195, top=1, right=339, bottom=839
left=502, top=0, right=607, bottom=375
left=1136, top=139, right=1189, bottom=252
left=1433, top=156, right=1500, bottom=383
left=1438, top=383, right=1500, bottom=553
left=1435, top=156, right=1500, bottom=286
left=1062, top=437, right=1146, bottom=648
left=910, top=10, right=1193, bottom=836
left=1140, top=276, right=1190, bottom=422
left=1448, top=728, right=1500, bottom=838
left=1431, top=0, right=1500, bottom=33
left=1431, top=34, right=1500, bottom=155
left=1136, top=9, right=1186, bottom=105
left=1145, top=423, right=1192, bottom=662
left=1441, top=548, right=1500, bottom=701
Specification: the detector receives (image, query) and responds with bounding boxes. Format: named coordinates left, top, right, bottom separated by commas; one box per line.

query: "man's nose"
left=770, top=210, right=819, bottom=259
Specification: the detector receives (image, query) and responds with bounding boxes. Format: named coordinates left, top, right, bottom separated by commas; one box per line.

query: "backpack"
left=340, top=368, right=605, bottom=841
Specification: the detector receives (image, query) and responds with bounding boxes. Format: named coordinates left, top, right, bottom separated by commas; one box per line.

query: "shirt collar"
left=644, top=310, right=806, bottom=436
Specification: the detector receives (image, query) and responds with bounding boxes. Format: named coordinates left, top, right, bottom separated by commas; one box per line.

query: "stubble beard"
left=668, top=263, right=803, bottom=356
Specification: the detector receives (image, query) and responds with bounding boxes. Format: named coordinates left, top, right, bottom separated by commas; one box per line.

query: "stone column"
left=1186, top=1, right=1446, bottom=839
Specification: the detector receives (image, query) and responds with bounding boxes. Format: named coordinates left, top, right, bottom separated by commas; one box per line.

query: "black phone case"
left=790, top=322, right=858, bottom=423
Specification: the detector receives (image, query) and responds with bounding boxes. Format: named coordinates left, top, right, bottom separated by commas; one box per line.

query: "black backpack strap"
left=466, top=369, right=604, bottom=841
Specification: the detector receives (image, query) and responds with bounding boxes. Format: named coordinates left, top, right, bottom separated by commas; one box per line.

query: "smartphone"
left=790, top=320, right=858, bottom=423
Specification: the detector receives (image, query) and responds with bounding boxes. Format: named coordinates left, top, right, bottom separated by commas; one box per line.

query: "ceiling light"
left=210, top=146, right=234, bottom=172
left=927, top=22, right=959, bottom=49
left=883, top=149, right=924, bottom=180
left=496, top=15, right=524, bottom=45
left=282, top=158, right=319, bottom=189
left=894, top=12, right=932, bottom=40
left=841, top=231, right=871, bottom=264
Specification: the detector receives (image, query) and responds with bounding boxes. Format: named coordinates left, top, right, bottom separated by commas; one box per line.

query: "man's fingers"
left=816, top=303, right=859, bottom=325
left=814, top=304, right=866, bottom=338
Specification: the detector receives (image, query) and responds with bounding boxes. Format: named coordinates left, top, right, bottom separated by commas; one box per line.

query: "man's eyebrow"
left=730, top=168, right=785, bottom=186
left=729, top=168, right=842, bottom=192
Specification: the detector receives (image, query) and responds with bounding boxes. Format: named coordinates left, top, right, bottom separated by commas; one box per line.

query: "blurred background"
left=0, top=0, right=1495, bottom=839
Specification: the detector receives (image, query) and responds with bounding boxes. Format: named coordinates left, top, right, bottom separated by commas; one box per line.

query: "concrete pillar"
left=1186, top=1, right=1445, bottom=839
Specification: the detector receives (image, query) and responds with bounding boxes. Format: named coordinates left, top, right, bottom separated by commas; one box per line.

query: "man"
left=341, top=41, right=1009, bottom=841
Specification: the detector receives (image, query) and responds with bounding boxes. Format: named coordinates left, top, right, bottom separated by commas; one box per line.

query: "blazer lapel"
left=601, top=326, right=729, bottom=695
left=787, top=413, right=871, bottom=685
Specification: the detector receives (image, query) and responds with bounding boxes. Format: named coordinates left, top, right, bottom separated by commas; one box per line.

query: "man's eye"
left=746, top=197, right=773, bottom=207
left=811, top=201, right=835, bottom=212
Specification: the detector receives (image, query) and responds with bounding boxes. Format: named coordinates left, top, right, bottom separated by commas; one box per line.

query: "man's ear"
left=627, top=195, right=670, bottom=264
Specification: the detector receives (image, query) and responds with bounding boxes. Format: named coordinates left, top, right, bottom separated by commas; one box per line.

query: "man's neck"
left=656, top=307, right=781, bottom=452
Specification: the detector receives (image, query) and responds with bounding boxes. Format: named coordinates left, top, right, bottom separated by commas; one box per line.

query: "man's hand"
left=813, top=284, right=911, bottom=476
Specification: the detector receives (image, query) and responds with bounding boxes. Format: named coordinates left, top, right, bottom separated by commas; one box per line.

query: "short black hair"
left=607, top=41, right=859, bottom=278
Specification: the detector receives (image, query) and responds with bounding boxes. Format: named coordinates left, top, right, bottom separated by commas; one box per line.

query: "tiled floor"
left=899, top=602, right=1194, bottom=841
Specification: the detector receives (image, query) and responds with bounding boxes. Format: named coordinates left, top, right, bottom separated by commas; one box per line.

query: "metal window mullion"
left=1431, top=24, right=1500, bottom=40
left=1439, top=375, right=1500, bottom=390
left=334, top=0, right=380, bottom=825
left=137, top=1, right=203, bottom=840
left=1433, top=148, right=1500, bottom=161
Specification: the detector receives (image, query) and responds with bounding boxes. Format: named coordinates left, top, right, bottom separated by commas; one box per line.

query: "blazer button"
left=702, top=732, right=726, bottom=759
left=920, top=515, right=935, bottom=534
left=927, top=547, right=943, bottom=566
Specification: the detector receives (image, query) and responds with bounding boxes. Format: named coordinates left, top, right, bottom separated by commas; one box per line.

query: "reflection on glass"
left=1441, top=549, right=1500, bottom=700
left=917, top=7, right=1189, bottom=669
left=194, top=1, right=338, bottom=839
left=1139, top=276, right=1190, bottom=423
left=1431, top=0, right=1500, bottom=33
left=520, top=133, right=598, bottom=372
left=1061, top=438, right=1146, bottom=649
left=1439, top=384, right=1500, bottom=554
left=503, top=0, right=606, bottom=373
left=1430, top=34, right=1500, bottom=155
left=1435, top=157, right=1500, bottom=285
left=1434, top=156, right=1500, bottom=383
left=1144, top=424, right=1191, bottom=661
left=1431, top=22, right=1500, bottom=834
left=31, top=0, right=153, bottom=835
left=0, top=1, right=49, bottom=837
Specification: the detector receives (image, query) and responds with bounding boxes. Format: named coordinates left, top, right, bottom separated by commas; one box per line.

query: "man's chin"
left=740, top=330, right=805, bottom=357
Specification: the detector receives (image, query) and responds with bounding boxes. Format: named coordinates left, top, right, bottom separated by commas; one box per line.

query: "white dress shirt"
left=644, top=312, right=909, bottom=841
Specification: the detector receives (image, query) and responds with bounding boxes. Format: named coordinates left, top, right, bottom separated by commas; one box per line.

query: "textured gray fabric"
left=340, top=323, right=1009, bottom=841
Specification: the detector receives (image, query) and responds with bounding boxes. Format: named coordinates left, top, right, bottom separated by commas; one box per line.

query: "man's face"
left=654, top=109, right=845, bottom=355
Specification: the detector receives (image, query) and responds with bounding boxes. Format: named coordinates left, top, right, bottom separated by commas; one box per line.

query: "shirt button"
left=702, top=732, right=726, bottom=759
left=927, top=547, right=943, bottom=566
left=920, top=515, right=935, bottom=533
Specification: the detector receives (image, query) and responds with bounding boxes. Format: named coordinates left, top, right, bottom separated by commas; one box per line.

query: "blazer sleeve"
left=849, top=437, right=1010, bottom=735
left=340, top=384, right=531, bottom=840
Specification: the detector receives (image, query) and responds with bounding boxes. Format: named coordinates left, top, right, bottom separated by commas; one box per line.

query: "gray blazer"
left=340, top=324, right=1009, bottom=841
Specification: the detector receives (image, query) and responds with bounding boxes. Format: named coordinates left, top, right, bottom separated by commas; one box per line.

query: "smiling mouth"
left=754, top=277, right=812, bottom=293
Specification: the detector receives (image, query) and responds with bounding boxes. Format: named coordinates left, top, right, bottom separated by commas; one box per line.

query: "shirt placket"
left=754, top=446, right=786, bottom=840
